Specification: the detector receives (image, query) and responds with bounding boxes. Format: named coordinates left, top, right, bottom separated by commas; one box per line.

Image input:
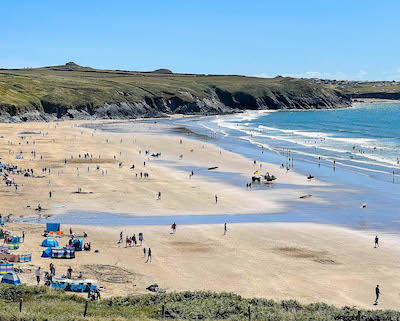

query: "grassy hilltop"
left=0, top=62, right=350, bottom=122
left=0, top=285, right=398, bottom=321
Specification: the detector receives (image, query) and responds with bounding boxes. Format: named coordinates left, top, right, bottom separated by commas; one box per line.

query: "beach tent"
left=41, top=248, right=52, bottom=258
left=51, top=247, right=75, bottom=259
left=0, top=263, right=13, bottom=275
left=1, top=272, right=21, bottom=285
left=46, top=223, right=60, bottom=233
left=72, top=238, right=83, bottom=251
left=41, top=237, right=59, bottom=247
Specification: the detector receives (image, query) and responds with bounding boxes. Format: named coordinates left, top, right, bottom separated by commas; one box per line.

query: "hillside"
left=309, top=78, right=400, bottom=100
left=0, top=286, right=397, bottom=321
left=0, top=63, right=351, bottom=122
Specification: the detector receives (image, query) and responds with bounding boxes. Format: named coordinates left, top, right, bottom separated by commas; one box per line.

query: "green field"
left=0, top=285, right=397, bottom=321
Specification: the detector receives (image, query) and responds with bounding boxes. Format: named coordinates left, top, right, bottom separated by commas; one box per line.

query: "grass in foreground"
left=0, top=284, right=398, bottom=320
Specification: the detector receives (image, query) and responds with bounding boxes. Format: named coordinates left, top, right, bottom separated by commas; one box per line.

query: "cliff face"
left=0, top=64, right=351, bottom=122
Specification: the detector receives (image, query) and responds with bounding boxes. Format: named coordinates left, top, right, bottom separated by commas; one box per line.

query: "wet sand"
left=0, top=120, right=330, bottom=219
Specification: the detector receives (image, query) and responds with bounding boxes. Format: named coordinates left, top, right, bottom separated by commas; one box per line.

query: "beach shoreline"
left=0, top=119, right=332, bottom=220
left=2, top=118, right=399, bottom=310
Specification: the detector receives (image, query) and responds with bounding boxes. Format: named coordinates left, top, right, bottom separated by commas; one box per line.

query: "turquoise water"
left=189, top=102, right=400, bottom=183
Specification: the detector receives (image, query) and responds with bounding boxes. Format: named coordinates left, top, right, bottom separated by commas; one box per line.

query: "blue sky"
left=1, top=0, right=399, bottom=80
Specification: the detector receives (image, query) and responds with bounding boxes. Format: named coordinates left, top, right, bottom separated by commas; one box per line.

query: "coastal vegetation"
left=0, top=62, right=350, bottom=122
left=0, top=285, right=398, bottom=320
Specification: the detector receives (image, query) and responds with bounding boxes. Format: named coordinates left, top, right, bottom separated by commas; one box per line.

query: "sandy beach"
left=1, top=120, right=398, bottom=310
left=5, top=221, right=400, bottom=310
left=0, top=120, right=330, bottom=219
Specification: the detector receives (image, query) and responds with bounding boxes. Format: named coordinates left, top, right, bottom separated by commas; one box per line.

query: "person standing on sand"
left=158, top=192, right=161, bottom=200
left=133, top=234, right=137, bottom=246
left=215, top=195, right=218, bottom=204
left=35, top=267, right=41, bottom=285
left=224, top=223, right=227, bottom=235
left=22, top=231, right=25, bottom=243
left=143, top=247, right=146, bottom=258
left=146, top=248, right=152, bottom=263
left=375, top=235, right=379, bottom=248
left=375, top=285, right=380, bottom=304
left=119, top=231, right=123, bottom=243
left=172, top=222, right=176, bottom=234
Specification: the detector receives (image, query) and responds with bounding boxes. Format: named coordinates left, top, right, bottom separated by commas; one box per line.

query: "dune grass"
left=0, top=284, right=398, bottom=321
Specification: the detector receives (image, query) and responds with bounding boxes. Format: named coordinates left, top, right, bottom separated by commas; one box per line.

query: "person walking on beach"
left=35, top=267, right=41, bottom=285
left=375, top=235, right=379, bottom=248
left=158, top=192, right=161, bottom=200
left=119, top=231, right=123, bottom=243
left=224, top=223, right=227, bottom=235
left=146, top=248, right=152, bottom=263
left=215, top=195, right=218, bottom=204
left=143, top=247, right=146, bottom=258
left=22, top=231, right=25, bottom=243
left=67, top=266, right=73, bottom=279
left=171, top=222, right=176, bottom=234
left=139, top=233, right=143, bottom=246
left=375, top=285, right=380, bottom=304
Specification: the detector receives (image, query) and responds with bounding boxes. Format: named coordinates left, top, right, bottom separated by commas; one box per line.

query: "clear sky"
left=1, top=0, right=399, bottom=80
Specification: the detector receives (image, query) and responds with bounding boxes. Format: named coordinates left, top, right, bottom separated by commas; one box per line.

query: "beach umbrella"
left=1, top=272, right=21, bottom=285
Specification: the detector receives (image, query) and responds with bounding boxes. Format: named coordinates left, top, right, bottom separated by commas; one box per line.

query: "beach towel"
left=0, top=253, right=19, bottom=262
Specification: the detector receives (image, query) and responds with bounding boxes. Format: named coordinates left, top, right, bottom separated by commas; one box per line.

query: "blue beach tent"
left=41, top=237, right=59, bottom=247
left=46, top=223, right=60, bottom=233
left=72, top=238, right=83, bottom=251
left=1, top=272, right=21, bottom=285
left=41, top=248, right=52, bottom=258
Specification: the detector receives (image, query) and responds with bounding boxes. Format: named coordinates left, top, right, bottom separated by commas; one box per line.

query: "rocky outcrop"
left=0, top=91, right=350, bottom=122
left=0, top=88, right=351, bottom=123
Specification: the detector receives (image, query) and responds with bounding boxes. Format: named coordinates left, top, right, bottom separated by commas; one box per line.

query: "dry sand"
left=1, top=120, right=398, bottom=310
left=6, top=222, right=400, bottom=310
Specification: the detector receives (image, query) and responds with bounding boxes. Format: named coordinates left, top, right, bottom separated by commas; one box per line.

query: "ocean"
left=194, top=102, right=400, bottom=183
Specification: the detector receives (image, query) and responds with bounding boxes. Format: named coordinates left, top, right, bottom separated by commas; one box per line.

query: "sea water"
left=191, top=102, right=400, bottom=182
